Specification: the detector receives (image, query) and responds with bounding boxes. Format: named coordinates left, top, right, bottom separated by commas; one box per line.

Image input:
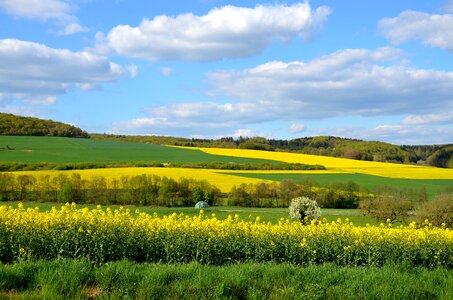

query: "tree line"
left=0, top=172, right=366, bottom=208
left=0, top=113, right=89, bottom=138
left=0, top=161, right=325, bottom=172
left=0, top=173, right=221, bottom=207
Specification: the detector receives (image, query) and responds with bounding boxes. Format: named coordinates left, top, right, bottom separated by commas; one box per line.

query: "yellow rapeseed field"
left=182, top=147, right=453, bottom=179
left=11, top=167, right=272, bottom=192
left=1, top=204, right=452, bottom=267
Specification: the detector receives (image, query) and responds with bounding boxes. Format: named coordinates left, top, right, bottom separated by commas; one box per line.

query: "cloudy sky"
left=1, top=0, right=452, bottom=144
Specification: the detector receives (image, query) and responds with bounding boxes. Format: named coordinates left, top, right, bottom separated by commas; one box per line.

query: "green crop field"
left=0, top=136, right=277, bottom=164
left=228, top=172, right=453, bottom=197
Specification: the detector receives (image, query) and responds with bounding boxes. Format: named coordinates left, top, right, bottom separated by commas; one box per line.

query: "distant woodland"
left=92, top=134, right=453, bottom=168
left=0, top=113, right=89, bottom=138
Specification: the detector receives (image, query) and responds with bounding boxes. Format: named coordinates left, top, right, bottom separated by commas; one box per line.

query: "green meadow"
left=0, top=136, right=275, bottom=164
left=230, top=172, right=453, bottom=197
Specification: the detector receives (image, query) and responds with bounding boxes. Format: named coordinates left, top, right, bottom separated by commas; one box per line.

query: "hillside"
left=0, top=135, right=277, bottom=165
left=0, top=113, right=89, bottom=138
left=92, top=134, right=453, bottom=168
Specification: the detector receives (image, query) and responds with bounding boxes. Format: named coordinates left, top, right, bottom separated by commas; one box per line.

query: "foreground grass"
left=0, top=260, right=451, bottom=299
left=0, top=201, right=377, bottom=225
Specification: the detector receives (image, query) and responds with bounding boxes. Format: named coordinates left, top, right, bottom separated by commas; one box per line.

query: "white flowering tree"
left=289, top=196, right=321, bottom=224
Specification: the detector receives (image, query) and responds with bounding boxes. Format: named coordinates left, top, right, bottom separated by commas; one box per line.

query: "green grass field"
left=230, top=172, right=453, bottom=197
left=0, top=201, right=378, bottom=225
left=0, top=136, right=276, bottom=164
left=0, top=260, right=451, bottom=299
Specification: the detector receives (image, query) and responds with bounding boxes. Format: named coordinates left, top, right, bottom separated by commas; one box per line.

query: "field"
left=1, top=136, right=453, bottom=298
left=3, top=136, right=452, bottom=195
left=188, top=147, right=453, bottom=179
left=0, top=201, right=377, bottom=225
left=228, top=172, right=453, bottom=197
left=1, top=260, right=452, bottom=299
left=1, top=204, right=451, bottom=267
left=0, top=136, right=276, bottom=164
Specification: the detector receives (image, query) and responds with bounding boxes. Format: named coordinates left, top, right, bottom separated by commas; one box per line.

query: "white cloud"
left=206, top=47, right=453, bottom=119
left=313, top=124, right=453, bottom=145
left=0, top=39, right=123, bottom=105
left=0, top=0, right=87, bottom=35
left=231, top=129, right=259, bottom=138
left=402, top=109, right=453, bottom=125
left=379, top=11, right=453, bottom=51
left=104, top=3, right=330, bottom=61
left=128, top=64, right=138, bottom=78
left=160, top=67, right=173, bottom=76
left=56, top=22, right=89, bottom=36
left=114, top=47, right=453, bottom=141
left=112, top=117, right=237, bottom=137
left=289, top=124, right=306, bottom=133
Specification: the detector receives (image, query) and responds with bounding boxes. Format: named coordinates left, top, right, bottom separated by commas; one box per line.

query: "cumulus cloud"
left=113, top=47, right=453, bottom=140
left=104, top=3, right=330, bottom=61
left=289, top=124, right=306, bottom=133
left=0, top=39, right=123, bottom=105
left=206, top=47, right=453, bottom=119
left=0, top=0, right=87, bottom=35
left=379, top=11, right=453, bottom=51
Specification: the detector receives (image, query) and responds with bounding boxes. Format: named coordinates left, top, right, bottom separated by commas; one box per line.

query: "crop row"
left=0, top=204, right=452, bottom=268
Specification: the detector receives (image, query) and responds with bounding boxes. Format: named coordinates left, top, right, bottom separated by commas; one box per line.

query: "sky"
left=0, top=0, right=453, bottom=145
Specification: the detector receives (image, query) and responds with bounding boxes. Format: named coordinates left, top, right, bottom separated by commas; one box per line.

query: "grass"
left=0, top=136, right=277, bottom=164
left=0, top=201, right=377, bottom=225
left=0, top=259, right=451, bottom=299
left=229, top=172, right=453, bottom=198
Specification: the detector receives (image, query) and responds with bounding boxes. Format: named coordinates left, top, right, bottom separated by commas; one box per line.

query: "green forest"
left=0, top=113, right=89, bottom=138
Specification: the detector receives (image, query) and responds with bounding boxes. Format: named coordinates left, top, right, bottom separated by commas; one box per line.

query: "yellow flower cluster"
left=185, top=147, right=453, bottom=179
left=0, top=204, right=452, bottom=267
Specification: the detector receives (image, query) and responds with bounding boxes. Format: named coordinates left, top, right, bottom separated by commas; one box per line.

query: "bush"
left=416, top=193, right=453, bottom=227
left=289, top=197, right=321, bottom=224
left=359, top=195, right=412, bottom=222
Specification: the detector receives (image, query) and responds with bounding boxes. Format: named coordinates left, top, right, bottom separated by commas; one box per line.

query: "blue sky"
left=0, top=0, right=453, bottom=145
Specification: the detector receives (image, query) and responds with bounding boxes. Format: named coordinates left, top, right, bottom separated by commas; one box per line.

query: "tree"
left=289, top=197, right=321, bottom=224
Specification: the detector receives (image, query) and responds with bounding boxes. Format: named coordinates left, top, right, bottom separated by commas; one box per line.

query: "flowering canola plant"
left=184, top=147, right=453, bottom=180
left=0, top=203, right=452, bottom=268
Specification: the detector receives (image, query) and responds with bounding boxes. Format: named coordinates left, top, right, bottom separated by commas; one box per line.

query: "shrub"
left=289, top=197, right=321, bottom=224
left=416, top=193, right=453, bottom=227
left=359, top=195, right=412, bottom=222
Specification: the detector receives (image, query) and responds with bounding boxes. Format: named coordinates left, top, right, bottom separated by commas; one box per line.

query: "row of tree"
left=0, top=172, right=437, bottom=209
left=0, top=161, right=325, bottom=172
left=0, top=173, right=221, bottom=207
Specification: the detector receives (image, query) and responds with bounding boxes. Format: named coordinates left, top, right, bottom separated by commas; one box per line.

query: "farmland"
left=0, top=136, right=276, bottom=164
left=1, top=135, right=453, bottom=298
left=190, top=147, right=453, bottom=179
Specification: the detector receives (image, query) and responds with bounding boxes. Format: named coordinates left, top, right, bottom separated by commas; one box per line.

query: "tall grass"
left=0, top=260, right=452, bottom=299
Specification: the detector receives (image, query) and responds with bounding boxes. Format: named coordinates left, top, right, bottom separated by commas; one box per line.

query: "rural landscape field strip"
left=0, top=136, right=278, bottom=164
left=188, top=147, right=453, bottom=179
left=8, top=167, right=274, bottom=193
left=1, top=204, right=452, bottom=268
left=227, top=173, right=453, bottom=197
